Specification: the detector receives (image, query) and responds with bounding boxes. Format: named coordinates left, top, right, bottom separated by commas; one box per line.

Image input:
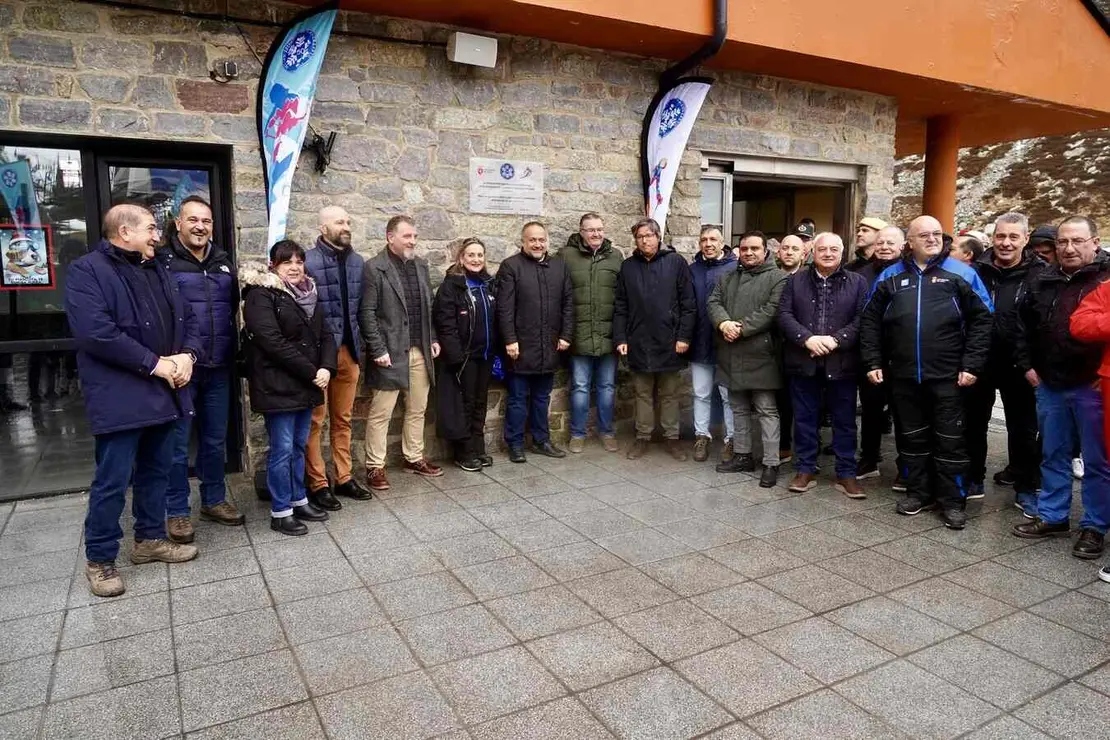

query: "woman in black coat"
left=241, top=240, right=338, bottom=536
left=433, top=238, right=497, bottom=472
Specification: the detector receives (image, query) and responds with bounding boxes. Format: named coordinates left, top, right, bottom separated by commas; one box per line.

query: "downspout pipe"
left=641, top=0, right=728, bottom=209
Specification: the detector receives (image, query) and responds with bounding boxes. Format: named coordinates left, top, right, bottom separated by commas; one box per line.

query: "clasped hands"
left=804, top=335, right=839, bottom=357
left=153, top=353, right=195, bottom=388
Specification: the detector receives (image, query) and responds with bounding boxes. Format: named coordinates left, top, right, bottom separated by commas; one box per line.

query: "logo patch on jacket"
left=220, top=266, right=231, bottom=273
left=931, top=277, right=948, bottom=283
left=899, top=278, right=909, bottom=287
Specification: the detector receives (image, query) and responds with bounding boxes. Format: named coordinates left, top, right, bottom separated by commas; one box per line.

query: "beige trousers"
left=364, top=347, right=430, bottom=468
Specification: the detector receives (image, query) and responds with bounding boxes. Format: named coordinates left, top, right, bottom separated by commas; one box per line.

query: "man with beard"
left=305, top=206, right=372, bottom=507
left=161, top=196, right=244, bottom=544
left=965, top=213, right=1044, bottom=513
left=846, top=217, right=888, bottom=272
left=774, top=233, right=809, bottom=463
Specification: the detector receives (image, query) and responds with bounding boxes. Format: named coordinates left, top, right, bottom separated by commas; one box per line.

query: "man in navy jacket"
left=160, top=196, right=244, bottom=545
left=66, top=204, right=201, bottom=597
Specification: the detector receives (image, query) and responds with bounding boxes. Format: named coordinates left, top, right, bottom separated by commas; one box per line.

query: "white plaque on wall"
left=469, top=158, right=544, bottom=215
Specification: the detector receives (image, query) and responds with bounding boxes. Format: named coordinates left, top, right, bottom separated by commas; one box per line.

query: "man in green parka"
left=557, top=213, right=623, bottom=453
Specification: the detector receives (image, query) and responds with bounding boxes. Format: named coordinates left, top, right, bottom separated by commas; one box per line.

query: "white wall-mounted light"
left=447, top=32, right=498, bottom=68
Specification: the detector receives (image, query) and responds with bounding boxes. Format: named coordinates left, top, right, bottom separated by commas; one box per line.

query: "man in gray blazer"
left=359, top=215, right=441, bottom=491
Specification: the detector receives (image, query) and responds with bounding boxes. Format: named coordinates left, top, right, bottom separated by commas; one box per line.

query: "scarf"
left=283, top=274, right=318, bottom=318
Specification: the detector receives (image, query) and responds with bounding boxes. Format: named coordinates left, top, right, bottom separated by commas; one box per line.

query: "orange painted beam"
left=922, top=116, right=961, bottom=233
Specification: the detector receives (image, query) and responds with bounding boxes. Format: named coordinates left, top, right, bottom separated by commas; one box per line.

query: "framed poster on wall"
left=0, top=224, right=54, bottom=290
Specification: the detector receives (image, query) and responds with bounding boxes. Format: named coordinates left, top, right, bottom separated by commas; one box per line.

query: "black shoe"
left=1013, top=518, right=1070, bottom=539
left=759, top=465, right=779, bottom=488
left=478, top=454, right=493, bottom=468
left=508, top=447, right=527, bottom=463
left=1073, top=528, right=1105, bottom=560
left=292, top=503, right=329, bottom=522
left=896, top=496, right=936, bottom=516
left=856, top=459, right=881, bottom=480
left=941, top=507, right=967, bottom=530
left=309, top=487, right=343, bottom=511
left=531, top=441, right=566, bottom=459
left=993, top=467, right=1016, bottom=487
left=891, top=475, right=908, bottom=493
left=455, top=458, right=482, bottom=472
left=716, top=454, right=755, bottom=473
left=270, top=515, right=308, bottom=536
left=334, top=479, right=373, bottom=501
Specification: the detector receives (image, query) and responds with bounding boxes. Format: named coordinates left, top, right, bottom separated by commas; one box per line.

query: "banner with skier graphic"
left=257, top=0, right=338, bottom=247
left=0, top=159, right=41, bottom=232
left=641, top=77, right=712, bottom=238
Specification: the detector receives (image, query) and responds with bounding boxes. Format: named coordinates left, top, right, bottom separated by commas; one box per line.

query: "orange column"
left=921, top=115, right=960, bottom=232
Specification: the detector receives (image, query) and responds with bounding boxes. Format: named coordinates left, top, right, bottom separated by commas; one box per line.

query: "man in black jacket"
left=966, top=212, right=1045, bottom=514
left=1013, top=216, right=1110, bottom=559
left=496, top=222, right=574, bottom=462
left=614, top=218, right=696, bottom=461
left=860, top=215, right=994, bottom=530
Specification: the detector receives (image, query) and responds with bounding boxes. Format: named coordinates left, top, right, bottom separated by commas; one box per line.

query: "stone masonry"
left=0, top=0, right=897, bottom=470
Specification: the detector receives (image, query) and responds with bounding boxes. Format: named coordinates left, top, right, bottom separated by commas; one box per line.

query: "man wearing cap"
left=793, top=219, right=816, bottom=243
left=1028, top=225, right=1058, bottom=266
left=846, top=217, right=888, bottom=272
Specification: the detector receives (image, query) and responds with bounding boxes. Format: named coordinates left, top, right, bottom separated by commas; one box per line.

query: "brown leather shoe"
left=200, top=501, right=246, bottom=526
left=693, top=437, right=710, bottom=462
left=601, top=436, right=620, bottom=453
left=720, top=439, right=734, bottom=464
left=788, top=473, right=817, bottom=493
left=835, top=477, right=867, bottom=499
left=367, top=467, right=391, bottom=491
left=166, top=516, right=194, bottom=544
left=130, top=538, right=198, bottom=565
left=626, top=438, right=649, bottom=460
left=404, top=459, right=444, bottom=477
left=86, top=561, right=124, bottom=597
left=665, top=439, right=688, bottom=462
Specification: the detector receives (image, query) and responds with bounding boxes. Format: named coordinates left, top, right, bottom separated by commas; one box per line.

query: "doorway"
left=0, top=134, right=238, bottom=501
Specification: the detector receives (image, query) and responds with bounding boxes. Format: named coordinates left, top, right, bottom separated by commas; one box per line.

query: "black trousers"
left=889, top=379, right=968, bottom=509
left=965, top=369, right=1041, bottom=493
left=776, top=387, right=793, bottom=452
left=453, top=359, right=492, bottom=461
left=859, top=375, right=892, bottom=463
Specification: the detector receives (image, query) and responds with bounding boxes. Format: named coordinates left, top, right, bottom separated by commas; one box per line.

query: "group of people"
left=64, top=197, right=1110, bottom=597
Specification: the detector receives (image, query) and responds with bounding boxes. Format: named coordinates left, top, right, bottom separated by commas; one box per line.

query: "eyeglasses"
left=634, top=233, right=657, bottom=241
left=581, top=228, right=604, bottom=234
left=911, top=231, right=944, bottom=240
left=1056, top=237, right=1095, bottom=248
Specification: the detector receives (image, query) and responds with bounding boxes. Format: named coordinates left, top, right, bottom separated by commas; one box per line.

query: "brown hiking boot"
left=200, top=501, right=246, bottom=526
left=788, top=473, right=818, bottom=493
left=720, top=439, right=734, bottom=464
left=835, top=477, right=867, bottom=499
left=85, top=561, right=125, bottom=598
left=693, top=436, right=710, bottom=462
left=404, top=459, right=444, bottom=477
left=166, top=516, right=194, bottom=544
left=601, top=436, right=619, bottom=453
left=130, top=538, right=198, bottom=565
left=367, top=467, right=391, bottom=491
left=568, top=437, right=586, bottom=454
left=665, top=439, right=688, bottom=462
left=626, top=438, right=649, bottom=460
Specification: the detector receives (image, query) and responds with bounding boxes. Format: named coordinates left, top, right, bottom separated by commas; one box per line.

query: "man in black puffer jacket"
left=496, top=222, right=574, bottom=462
left=614, top=218, right=696, bottom=462
left=159, top=196, right=244, bottom=543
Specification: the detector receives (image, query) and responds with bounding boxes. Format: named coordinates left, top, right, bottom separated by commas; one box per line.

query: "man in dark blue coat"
left=304, top=205, right=371, bottom=508
left=689, top=225, right=736, bottom=463
left=160, top=196, right=244, bottom=545
left=66, top=204, right=201, bottom=597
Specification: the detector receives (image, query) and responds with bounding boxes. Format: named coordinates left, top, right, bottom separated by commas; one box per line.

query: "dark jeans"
left=264, top=409, right=312, bottom=517
left=859, top=374, right=891, bottom=463
left=85, top=422, right=176, bottom=562
left=889, top=379, right=968, bottom=509
left=1036, top=384, right=1110, bottom=532
left=792, top=375, right=858, bottom=478
left=167, top=366, right=230, bottom=517
left=964, top=368, right=1040, bottom=493
left=454, top=358, right=492, bottom=461
left=776, top=387, right=793, bottom=452
left=504, top=372, right=554, bottom=448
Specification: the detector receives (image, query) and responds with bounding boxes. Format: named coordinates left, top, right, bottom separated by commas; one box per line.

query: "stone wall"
left=0, top=0, right=897, bottom=469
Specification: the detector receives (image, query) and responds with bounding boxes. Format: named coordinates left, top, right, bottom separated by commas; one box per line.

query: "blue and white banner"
left=257, top=0, right=338, bottom=247
left=642, top=78, right=712, bottom=238
left=0, top=159, right=41, bottom=230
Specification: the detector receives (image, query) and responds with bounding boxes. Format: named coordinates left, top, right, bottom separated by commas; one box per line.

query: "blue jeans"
left=85, top=422, right=176, bottom=562
left=691, top=362, right=734, bottom=441
left=167, top=366, right=230, bottom=517
left=792, top=375, right=858, bottom=479
left=504, top=372, right=554, bottom=448
left=569, top=354, right=617, bottom=438
left=264, top=409, right=313, bottom=518
left=1035, top=384, right=1110, bottom=532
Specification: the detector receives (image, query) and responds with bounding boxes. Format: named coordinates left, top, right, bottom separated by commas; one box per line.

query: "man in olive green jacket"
left=557, top=213, right=623, bottom=453
left=708, top=233, right=788, bottom=487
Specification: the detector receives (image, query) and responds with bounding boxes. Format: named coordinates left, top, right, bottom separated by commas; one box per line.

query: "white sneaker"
left=1073, top=457, right=1085, bottom=480
left=1100, top=566, right=1110, bottom=584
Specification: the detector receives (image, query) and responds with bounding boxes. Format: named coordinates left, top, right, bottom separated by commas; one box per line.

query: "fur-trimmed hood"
left=239, top=261, right=316, bottom=298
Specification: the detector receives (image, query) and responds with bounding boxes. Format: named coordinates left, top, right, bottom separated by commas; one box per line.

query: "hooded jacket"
left=973, top=248, right=1047, bottom=373
left=305, top=237, right=364, bottom=361
left=1018, top=251, right=1110, bottom=388
left=557, top=233, right=623, bottom=357
left=860, top=254, right=994, bottom=382
left=65, top=240, right=199, bottom=435
left=495, top=251, right=574, bottom=375
left=778, top=265, right=868, bottom=379
left=158, top=235, right=237, bottom=368
left=240, top=263, right=337, bottom=413
left=613, top=246, right=696, bottom=374
left=689, top=250, right=737, bottom=365
left=707, top=260, right=788, bottom=390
